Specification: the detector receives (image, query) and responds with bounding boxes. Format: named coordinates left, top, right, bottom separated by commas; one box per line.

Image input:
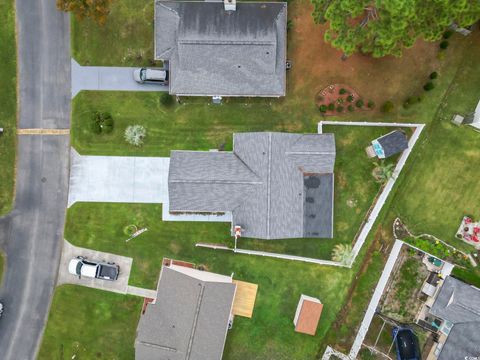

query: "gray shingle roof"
left=168, top=132, right=336, bottom=239
left=155, top=1, right=287, bottom=96
left=429, top=276, right=480, bottom=360
left=375, top=130, right=408, bottom=158
left=135, top=266, right=236, bottom=360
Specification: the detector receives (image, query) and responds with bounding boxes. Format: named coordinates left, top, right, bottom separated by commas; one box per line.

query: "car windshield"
left=140, top=68, right=146, bottom=81
left=75, top=261, right=83, bottom=275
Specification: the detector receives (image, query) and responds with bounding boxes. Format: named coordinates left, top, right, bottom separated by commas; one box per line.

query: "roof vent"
left=224, top=0, right=236, bottom=12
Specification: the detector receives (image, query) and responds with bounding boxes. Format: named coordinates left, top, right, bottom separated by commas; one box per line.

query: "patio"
left=456, top=216, right=480, bottom=249
left=232, top=280, right=258, bottom=318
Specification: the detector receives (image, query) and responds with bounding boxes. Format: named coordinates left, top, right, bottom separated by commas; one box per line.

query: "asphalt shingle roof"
left=155, top=1, right=287, bottom=96
left=375, top=130, right=408, bottom=158
left=429, top=276, right=480, bottom=360
left=135, top=266, right=236, bottom=360
left=168, top=132, right=336, bottom=239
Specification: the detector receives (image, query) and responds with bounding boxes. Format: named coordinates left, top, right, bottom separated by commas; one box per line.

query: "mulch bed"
left=316, top=84, right=373, bottom=116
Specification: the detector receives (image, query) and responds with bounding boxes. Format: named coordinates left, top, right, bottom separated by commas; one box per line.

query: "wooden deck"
left=232, top=280, right=258, bottom=318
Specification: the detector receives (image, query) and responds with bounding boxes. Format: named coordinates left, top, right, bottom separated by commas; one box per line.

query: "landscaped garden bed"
left=316, top=84, right=374, bottom=115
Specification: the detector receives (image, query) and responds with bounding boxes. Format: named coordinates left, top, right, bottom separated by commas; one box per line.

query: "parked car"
left=133, top=68, right=168, bottom=84
left=392, top=327, right=421, bottom=360
left=68, top=256, right=119, bottom=281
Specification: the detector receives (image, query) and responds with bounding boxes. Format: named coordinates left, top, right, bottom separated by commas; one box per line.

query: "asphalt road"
left=0, top=0, right=71, bottom=359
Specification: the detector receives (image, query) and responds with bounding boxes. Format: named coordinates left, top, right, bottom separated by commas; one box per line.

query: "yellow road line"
left=17, top=128, right=70, bottom=135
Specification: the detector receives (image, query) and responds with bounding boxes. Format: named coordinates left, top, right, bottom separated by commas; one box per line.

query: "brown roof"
left=295, top=299, right=323, bottom=335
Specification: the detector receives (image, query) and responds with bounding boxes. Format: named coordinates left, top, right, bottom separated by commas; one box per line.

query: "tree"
left=56, top=0, right=112, bottom=25
left=372, top=161, right=395, bottom=184
left=331, top=244, right=354, bottom=265
left=124, top=125, right=146, bottom=147
left=312, top=0, right=480, bottom=57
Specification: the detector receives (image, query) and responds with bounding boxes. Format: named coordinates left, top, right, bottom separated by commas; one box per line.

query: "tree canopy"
left=312, top=0, right=480, bottom=57
left=56, top=0, right=112, bottom=25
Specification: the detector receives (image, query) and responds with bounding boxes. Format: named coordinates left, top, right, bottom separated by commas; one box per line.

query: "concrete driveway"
left=71, top=59, right=168, bottom=98
left=68, top=149, right=170, bottom=207
left=57, top=240, right=133, bottom=294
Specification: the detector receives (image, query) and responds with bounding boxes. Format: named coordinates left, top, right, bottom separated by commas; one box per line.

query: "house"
left=366, top=130, right=408, bottom=159
left=293, top=294, right=323, bottom=336
left=168, top=132, right=336, bottom=239
left=135, top=261, right=237, bottom=360
left=154, top=0, right=287, bottom=97
left=423, top=276, right=480, bottom=360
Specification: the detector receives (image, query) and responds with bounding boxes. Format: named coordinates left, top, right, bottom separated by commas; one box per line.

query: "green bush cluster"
left=160, top=93, right=174, bottom=107
left=328, top=103, right=335, bottom=111
left=381, top=100, right=394, bottom=113
left=347, top=105, right=354, bottom=112
left=430, top=71, right=438, bottom=79
left=355, top=99, right=364, bottom=108
left=339, top=88, right=347, bottom=95
left=367, top=100, right=375, bottom=109
left=319, top=104, right=327, bottom=113
left=403, top=95, right=423, bottom=109
left=443, top=29, right=454, bottom=39
left=91, top=111, right=114, bottom=134
left=440, top=40, right=449, bottom=49
left=424, top=81, right=435, bottom=91
left=347, top=95, right=354, bottom=102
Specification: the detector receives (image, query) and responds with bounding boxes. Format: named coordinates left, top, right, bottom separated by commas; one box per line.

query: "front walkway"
left=71, top=59, right=168, bottom=98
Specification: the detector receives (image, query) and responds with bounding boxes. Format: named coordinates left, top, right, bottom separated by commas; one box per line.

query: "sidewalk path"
left=71, top=59, right=168, bottom=98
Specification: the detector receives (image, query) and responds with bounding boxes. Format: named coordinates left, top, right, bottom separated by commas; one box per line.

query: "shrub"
left=124, top=125, right=147, bottom=147
left=337, top=98, right=344, bottom=104
left=336, top=106, right=344, bottom=113
left=327, top=103, right=335, bottom=111
left=381, top=100, right=394, bottom=113
left=347, top=95, right=354, bottom=102
left=91, top=111, right=114, bottom=134
left=347, top=105, right=354, bottom=112
left=440, top=40, right=449, bottom=49
left=355, top=99, right=364, bottom=108
left=367, top=100, right=375, bottom=109
left=430, top=71, right=438, bottom=79
left=424, top=82, right=435, bottom=91
left=339, top=88, right=347, bottom=95
left=159, top=93, right=174, bottom=107
left=287, top=19, right=293, bottom=31
left=443, top=29, right=454, bottom=39
left=319, top=104, right=327, bottom=113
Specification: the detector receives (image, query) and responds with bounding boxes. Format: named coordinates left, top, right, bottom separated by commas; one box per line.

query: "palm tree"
left=372, top=161, right=395, bottom=184
left=331, top=244, right=354, bottom=265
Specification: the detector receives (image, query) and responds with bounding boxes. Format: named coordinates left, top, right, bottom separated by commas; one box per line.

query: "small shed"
left=369, top=130, right=408, bottom=159
left=462, top=99, right=480, bottom=130
left=293, top=294, right=323, bottom=336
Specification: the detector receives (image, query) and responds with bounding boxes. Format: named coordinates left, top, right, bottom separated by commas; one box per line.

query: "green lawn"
left=63, top=203, right=356, bottom=359
left=71, top=0, right=157, bottom=67
left=38, top=285, right=143, bottom=360
left=0, top=0, right=17, bottom=215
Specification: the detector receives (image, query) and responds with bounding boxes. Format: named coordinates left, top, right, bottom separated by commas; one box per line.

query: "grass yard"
left=62, top=203, right=356, bottom=359
left=38, top=285, right=143, bottom=360
left=0, top=0, right=17, bottom=215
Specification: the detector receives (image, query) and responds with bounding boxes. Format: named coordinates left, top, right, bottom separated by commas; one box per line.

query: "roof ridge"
left=169, top=179, right=263, bottom=185
left=185, top=282, right=205, bottom=360
left=266, top=133, right=272, bottom=238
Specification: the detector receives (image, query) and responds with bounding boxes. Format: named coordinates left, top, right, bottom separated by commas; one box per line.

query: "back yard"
left=39, top=0, right=480, bottom=358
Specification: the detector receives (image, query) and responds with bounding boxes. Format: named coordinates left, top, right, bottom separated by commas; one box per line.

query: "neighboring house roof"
left=293, top=294, right=323, bottom=336
left=168, top=132, right=336, bottom=239
left=429, top=276, right=480, bottom=360
left=372, top=130, right=408, bottom=159
left=135, top=265, right=236, bottom=360
left=154, top=1, right=287, bottom=97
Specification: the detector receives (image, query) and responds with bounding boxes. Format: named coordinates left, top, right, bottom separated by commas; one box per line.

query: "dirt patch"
left=287, top=0, right=440, bottom=111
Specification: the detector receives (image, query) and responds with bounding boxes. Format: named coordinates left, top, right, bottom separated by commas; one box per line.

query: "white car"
left=133, top=68, right=168, bottom=84
left=68, top=256, right=119, bottom=281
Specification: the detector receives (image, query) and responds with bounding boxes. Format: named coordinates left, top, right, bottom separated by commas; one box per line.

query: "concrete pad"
left=68, top=149, right=170, bottom=207
left=71, top=59, right=168, bottom=98
left=57, top=240, right=133, bottom=294
left=127, top=285, right=157, bottom=299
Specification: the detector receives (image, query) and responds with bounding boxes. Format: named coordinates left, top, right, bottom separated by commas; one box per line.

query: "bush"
left=91, top=111, right=114, bottom=134
left=430, top=71, right=438, bottom=79
left=124, top=125, right=147, bottom=147
left=367, top=100, right=375, bottom=109
left=424, top=82, right=435, bottom=91
left=159, top=93, right=174, bottom=107
left=339, top=88, right=347, bottom=95
left=443, top=29, right=454, bottom=39
left=381, top=101, right=394, bottom=113
left=347, top=95, right=354, bottom=102
left=287, top=19, right=293, bottom=31
left=319, top=104, right=327, bottom=113
left=327, top=103, right=335, bottom=111
left=347, top=105, right=354, bottom=112
left=440, top=40, right=449, bottom=49
left=355, top=99, right=364, bottom=108
left=336, top=106, right=344, bottom=113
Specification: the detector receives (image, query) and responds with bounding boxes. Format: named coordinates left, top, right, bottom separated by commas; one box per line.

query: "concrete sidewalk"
left=57, top=240, right=133, bottom=295
left=71, top=59, right=168, bottom=98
